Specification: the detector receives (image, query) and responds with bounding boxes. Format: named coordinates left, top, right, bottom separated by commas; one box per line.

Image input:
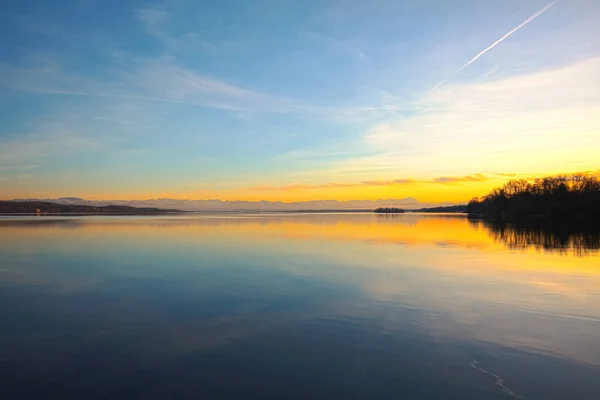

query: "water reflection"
left=3, top=213, right=599, bottom=256
left=0, top=214, right=599, bottom=399
left=471, top=218, right=600, bottom=256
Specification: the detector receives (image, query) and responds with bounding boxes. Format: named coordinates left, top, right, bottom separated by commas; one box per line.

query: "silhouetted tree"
left=467, top=174, right=600, bottom=220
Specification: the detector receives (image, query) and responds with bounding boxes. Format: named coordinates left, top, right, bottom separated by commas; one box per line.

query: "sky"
left=1, top=0, right=599, bottom=203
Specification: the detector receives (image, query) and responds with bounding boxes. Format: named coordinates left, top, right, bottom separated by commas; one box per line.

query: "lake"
left=1, top=213, right=599, bottom=399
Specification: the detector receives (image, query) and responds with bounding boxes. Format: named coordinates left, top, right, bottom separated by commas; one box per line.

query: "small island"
left=467, top=174, right=600, bottom=221
left=374, top=207, right=405, bottom=214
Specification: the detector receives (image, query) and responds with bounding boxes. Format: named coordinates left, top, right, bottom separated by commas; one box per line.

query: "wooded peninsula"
left=467, top=174, right=600, bottom=220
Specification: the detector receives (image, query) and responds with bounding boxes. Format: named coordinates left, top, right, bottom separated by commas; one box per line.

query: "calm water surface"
left=1, top=213, right=599, bottom=399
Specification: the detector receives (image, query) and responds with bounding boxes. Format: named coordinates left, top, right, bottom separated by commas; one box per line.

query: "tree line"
left=374, top=207, right=405, bottom=213
left=467, top=174, right=600, bottom=220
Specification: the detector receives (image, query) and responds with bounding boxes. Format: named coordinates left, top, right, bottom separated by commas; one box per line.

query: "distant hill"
left=0, top=201, right=183, bottom=215
left=8, top=197, right=454, bottom=212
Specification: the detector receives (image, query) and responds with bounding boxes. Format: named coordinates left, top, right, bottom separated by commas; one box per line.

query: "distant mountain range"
left=9, top=197, right=454, bottom=212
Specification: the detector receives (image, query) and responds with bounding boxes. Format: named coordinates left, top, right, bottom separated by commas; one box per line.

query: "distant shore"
left=1, top=200, right=471, bottom=215
left=0, top=201, right=184, bottom=215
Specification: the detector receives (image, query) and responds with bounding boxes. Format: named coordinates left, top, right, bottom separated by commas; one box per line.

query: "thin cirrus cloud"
left=0, top=5, right=464, bottom=119
left=134, top=8, right=170, bottom=39
left=0, top=57, right=442, bottom=118
left=433, top=174, right=488, bottom=184
left=2, top=5, right=307, bottom=114
left=2, top=6, right=276, bottom=114
left=0, top=59, right=310, bottom=114
left=134, top=7, right=209, bottom=54
left=354, top=57, right=600, bottom=178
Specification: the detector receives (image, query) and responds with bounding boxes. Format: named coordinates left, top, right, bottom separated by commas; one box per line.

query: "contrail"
left=428, top=79, right=445, bottom=94
left=458, top=0, right=558, bottom=71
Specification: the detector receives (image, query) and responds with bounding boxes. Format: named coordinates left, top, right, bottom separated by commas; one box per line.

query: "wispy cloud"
left=249, top=175, right=492, bottom=192
left=0, top=131, right=108, bottom=165
left=459, top=1, right=559, bottom=72
left=298, top=30, right=367, bottom=60
left=135, top=7, right=170, bottom=30
left=0, top=99, right=149, bottom=176
left=5, top=4, right=304, bottom=114
left=0, top=57, right=450, bottom=119
left=0, top=164, right=39, bottom=182
left=250, top=182, right=364, bottom=191
left=433, top=174, right=489, bottom=184
left=0, top=57, right=311, bottom=113
left=0, top=165, right=38, bottom=171
left=134, top=7, right=202, bottom=53
left=338, top=57, right=600, bottom=178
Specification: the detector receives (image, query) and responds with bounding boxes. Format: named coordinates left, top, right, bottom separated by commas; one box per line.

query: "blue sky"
left=1, top=0, right=599, bottom=201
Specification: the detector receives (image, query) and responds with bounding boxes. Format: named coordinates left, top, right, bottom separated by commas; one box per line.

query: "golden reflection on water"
left=0, top=214, right=501, bottom=247
left=1, top=213, right=600, bottom=366
left=2, top=213, right=598, bottom=255
left=2, top=213, right=599, bottom=280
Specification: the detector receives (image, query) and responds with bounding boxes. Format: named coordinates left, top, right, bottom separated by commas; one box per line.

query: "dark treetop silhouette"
left=467, top=174, right=600, bottom=220
left=374, top=207, right=406, bottom=213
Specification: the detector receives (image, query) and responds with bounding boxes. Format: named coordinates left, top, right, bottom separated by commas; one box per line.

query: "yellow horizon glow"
left=7, top=169, right=597, bottom=203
